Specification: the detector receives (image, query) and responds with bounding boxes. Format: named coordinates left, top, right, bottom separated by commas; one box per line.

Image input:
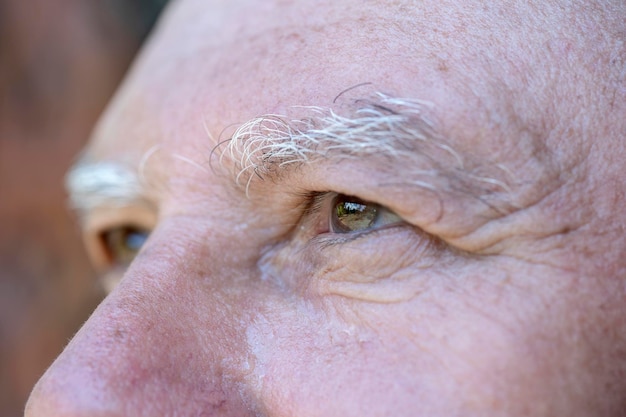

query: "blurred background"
left=0, top=0, right=169, bottom=415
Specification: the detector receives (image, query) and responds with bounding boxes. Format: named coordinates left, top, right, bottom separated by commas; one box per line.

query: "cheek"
left=246, top=261, right=597, bottom=416
left=243, top=297, right=486, bottom=416
left=243, top=303, right=433, bottom=416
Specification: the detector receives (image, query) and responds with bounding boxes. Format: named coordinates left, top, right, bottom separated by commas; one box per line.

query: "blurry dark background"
left=0, top=1, right=168, bottom=415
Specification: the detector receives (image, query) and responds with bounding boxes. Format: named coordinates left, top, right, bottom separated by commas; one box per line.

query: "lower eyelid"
left=259, top=222, right=450, bottom=296
left=312, top=221, right=412, bottom=247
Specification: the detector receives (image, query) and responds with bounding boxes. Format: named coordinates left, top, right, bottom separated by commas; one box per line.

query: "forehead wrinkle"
left=65, top=160, right=145, bottom=217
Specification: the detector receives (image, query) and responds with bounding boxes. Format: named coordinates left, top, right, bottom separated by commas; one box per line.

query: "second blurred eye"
left=100, top=225, right=149, bottom=266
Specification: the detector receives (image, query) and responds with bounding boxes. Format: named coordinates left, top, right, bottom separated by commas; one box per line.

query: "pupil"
left=334, top=197, right=378, bottom=232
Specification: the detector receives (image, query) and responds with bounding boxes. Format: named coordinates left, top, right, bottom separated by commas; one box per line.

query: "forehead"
left=82, top=0, right=613, bottom=178
left=82, top=1, right=495, bottom=154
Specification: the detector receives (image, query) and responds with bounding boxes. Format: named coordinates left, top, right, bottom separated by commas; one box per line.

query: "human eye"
left=99, top=225, right=150, bottom=266
left=81, top=206, right=155, bottom=292
left=259, top=190, right=450, bottom=301
left=330, top=194, right=403, bottom=234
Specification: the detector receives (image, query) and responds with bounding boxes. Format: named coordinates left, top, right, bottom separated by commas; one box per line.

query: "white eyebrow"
left=65, top=161, right=144, bottom=216
left=218, top=92, right=453, bottom=189
left=216, top=91, right=516, bottom=207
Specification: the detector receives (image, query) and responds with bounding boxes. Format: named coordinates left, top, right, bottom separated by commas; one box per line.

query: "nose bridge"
left=26, top=229, right=258, bottom=416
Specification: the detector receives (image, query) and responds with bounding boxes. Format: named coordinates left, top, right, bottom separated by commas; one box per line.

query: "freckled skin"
left=26, top=0, right=626, bottom=416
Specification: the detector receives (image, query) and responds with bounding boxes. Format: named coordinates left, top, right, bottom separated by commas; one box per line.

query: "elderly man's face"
left=27, top=0, right=626, bottom=415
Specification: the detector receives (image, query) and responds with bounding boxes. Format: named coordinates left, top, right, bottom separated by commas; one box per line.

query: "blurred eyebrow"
left=65, top=161, right=144, bottom=217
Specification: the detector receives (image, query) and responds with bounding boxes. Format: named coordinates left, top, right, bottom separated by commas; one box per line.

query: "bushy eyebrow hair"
left=217, top=93, right=454, bottom=186
left=215, top=91, right=517, bottom=214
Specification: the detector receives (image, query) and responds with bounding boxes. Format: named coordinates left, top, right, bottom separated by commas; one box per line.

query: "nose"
left=25, top=231, right=259, bottom=416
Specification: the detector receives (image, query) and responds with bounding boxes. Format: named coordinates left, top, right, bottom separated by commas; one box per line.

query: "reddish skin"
left=26, top=0, right=626, bottom=416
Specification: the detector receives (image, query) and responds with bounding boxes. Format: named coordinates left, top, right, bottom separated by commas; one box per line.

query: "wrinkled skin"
left=26, top=0, right=626, bottom=416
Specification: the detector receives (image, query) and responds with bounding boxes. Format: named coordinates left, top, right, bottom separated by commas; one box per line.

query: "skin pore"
left=27, top=0, right=626, bottom=416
